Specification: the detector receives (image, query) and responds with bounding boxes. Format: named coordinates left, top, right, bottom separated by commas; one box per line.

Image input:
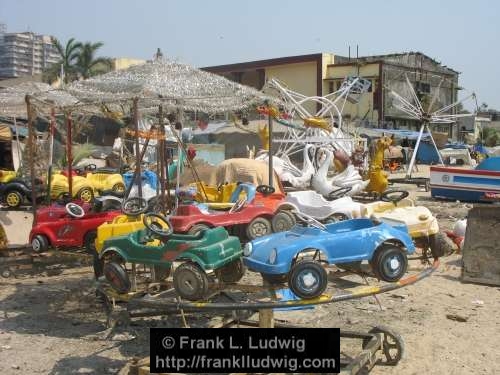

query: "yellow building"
left=203, top=52, right=460, bottom=135
left=112, top=57, right=146, bottom=71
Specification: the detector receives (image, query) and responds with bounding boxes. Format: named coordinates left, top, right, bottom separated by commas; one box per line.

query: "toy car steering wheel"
left=229, top=197, right=247, bottom=213
left=256, top=184, right=275, bottom=195
left=292, top=211, right=326, bottom=231
left=327, top=186, right=352, bottom=200
left=65, top=202, right=85, bottom=218
left=121, top=197, right=148, bottom=216
left=85, top=164, right=97, bottom=172
left=143, top=213, right=173, bottom=238
left=380, top=190, right=410, bottom=204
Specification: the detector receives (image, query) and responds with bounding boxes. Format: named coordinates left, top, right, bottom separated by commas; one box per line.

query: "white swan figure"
left=311, top=148, right=369, bottom=197
left=281, top=144, right=316, bottom=189
left=255, top=144, right=315, bottom=189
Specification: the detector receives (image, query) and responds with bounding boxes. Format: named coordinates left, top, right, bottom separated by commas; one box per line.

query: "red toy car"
left=170, top=183, right=293, bottom=240
left=29, top=200, right=121, bottom=253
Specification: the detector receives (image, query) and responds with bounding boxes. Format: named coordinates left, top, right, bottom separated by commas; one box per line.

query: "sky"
left=1, top=0, right=499, bottom=110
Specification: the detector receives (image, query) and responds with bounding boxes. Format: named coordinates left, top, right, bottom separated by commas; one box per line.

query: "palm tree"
left=75, top=42, right=113, bottom=79
left=42, top=37, right=81, bottom=84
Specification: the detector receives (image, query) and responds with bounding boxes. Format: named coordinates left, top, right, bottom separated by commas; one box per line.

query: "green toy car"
left=99, top=212, right=244, bottom=301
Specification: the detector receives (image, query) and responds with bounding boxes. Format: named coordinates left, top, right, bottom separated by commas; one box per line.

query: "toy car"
left=0, top=172, right=45, bottom=208
left=243, top=212, right=416, bottom=299
left=0, top=169, right=16, bottom=184
left=29, top=200, right=121, bottom=253
left=170, top=183, right=289, bottom=240
left=50, top=164, right=125, bottom=203
left=99, top=212, right=244, bottom=301
left=277, top=189, right=446, bottom=258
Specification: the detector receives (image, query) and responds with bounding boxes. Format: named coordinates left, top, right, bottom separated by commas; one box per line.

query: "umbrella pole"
left=13, top=117, right=22, bottom=170
left=25, top=95, right=37, bottom=226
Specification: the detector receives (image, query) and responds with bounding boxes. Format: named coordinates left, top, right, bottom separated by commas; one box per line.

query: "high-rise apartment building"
left=0, top=27, right=59, bottom=78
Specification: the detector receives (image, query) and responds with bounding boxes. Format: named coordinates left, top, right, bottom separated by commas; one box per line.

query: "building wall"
left=265, top=61, right=318, bottom=113
left=324, top=62, right=381, bottom=123
left=112, top=58, right=146, bottom=71
left=0, top=32, right=59, bottom=78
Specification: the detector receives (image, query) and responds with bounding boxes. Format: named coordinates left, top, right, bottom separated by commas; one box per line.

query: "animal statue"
left=257, top=124, right=269, bottom=150
left=255, top=144, right=316, bottom=189
left=312, top=148, right=369, bottom=197
left=366, top=135, right=392, bottom=194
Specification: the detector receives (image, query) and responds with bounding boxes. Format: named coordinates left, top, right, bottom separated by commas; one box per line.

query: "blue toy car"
left=243, top=212, right=416, bottom=299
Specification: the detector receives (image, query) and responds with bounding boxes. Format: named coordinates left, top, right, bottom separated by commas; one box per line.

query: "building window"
left=328, top=81, right=334, bottom=94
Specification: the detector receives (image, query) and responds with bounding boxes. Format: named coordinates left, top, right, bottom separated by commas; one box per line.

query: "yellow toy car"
left=50, top=165, right=125, bottom=203
left=0, top=170, right=16, bottom=184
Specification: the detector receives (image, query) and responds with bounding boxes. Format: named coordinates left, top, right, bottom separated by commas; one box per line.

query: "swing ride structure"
left=386, top=75, right=477, bottom=187
left=263, top=76, right=372, bottom=159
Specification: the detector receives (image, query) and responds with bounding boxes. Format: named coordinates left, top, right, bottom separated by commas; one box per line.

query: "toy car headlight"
left=268, top=248, right=277, bottom=264
left=243, top=242, right=253, bottom=256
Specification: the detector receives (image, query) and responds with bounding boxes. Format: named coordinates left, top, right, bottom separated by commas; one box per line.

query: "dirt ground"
left=1, top=167, right=499, bottom=374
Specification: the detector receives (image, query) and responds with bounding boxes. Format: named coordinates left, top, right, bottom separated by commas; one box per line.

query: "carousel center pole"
left=25, top=95, right=37, bottom=226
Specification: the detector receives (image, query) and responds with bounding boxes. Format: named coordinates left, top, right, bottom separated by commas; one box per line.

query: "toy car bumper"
left=243, top=255, right=290, bottom=275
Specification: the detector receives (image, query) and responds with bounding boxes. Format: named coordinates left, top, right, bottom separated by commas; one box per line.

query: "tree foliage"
left=42, top=38, right=112, bottom=84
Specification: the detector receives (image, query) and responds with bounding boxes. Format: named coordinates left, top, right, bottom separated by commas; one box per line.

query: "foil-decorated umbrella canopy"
left=67, top=60, right=279, bottom=113
left=0, top=82, right=79, bottom=117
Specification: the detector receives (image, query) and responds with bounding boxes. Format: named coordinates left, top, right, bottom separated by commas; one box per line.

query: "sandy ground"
left=1, top=166, right=499, bottom=374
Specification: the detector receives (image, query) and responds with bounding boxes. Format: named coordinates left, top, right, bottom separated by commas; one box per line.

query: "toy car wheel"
left=370, top=245, right=408, bottom=282
left=31, top=235, right=49, bottom=253
left=84, top=230, right=97, bottom=253
left=261, top=273, right=288, bottom=285
left=256, top=184, right=275, bottom=195
left=188, top=224, right=210, bottom=236
left=362, top=325, right=405, bottom=365
left=289, top=260, right=327, bottom=299
left=428, top=232, right=455, bottom=258
left=271, top=211, right=296, bottom=232
left=173, top=262, right=209, bottom=301
left=112, top=183, right=125, bottom=193
left=103, top=261, right=131, bottom=294
left=5, top=190, right=23, bottom=208
left=217, top=259, right=245, bottom=283
left=77, top=187, right=94, bottom=203
left=246, top=217, right=272, bottom=240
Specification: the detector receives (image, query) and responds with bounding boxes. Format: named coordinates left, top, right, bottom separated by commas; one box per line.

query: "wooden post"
left=267, top=108, right=273, bottom=188
left=158, top=105, right=167, bottom=213
left=132, top=98, right=142, bottom=198
left=25, top=95, right=37, bottom=226
left=66, top=113, right=73, bottom=200
left=258, top=309, right=274, bottom=328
